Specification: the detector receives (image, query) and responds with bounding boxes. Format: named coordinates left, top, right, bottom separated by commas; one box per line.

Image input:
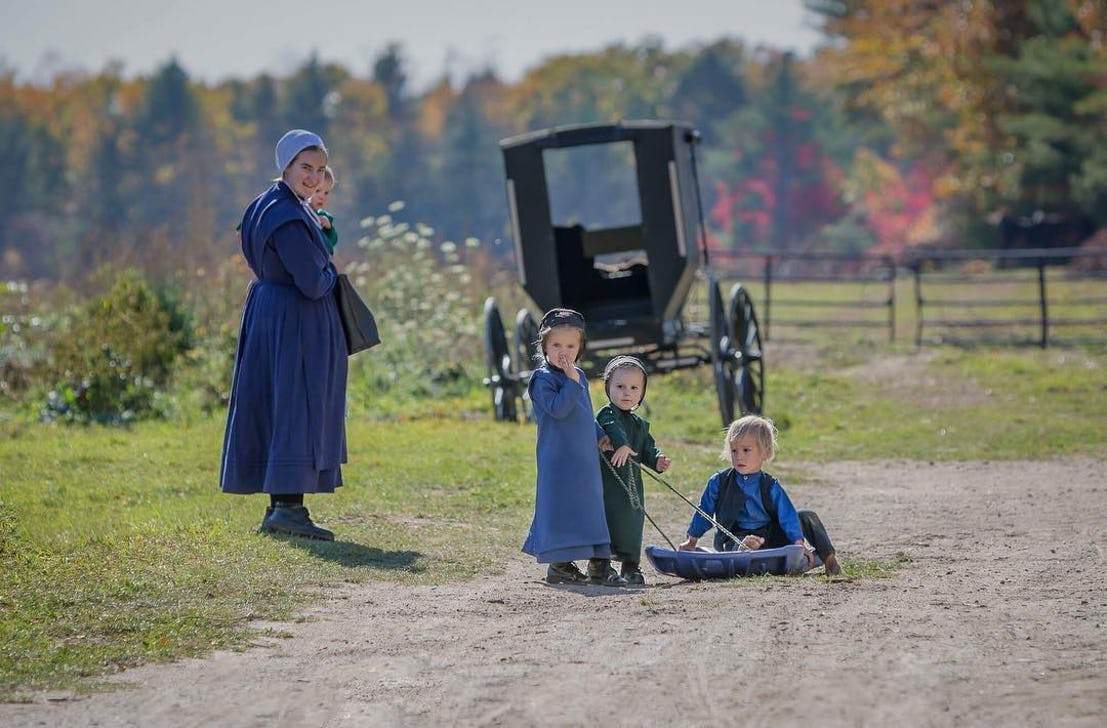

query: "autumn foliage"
left=3, top=2, right=1107, bottom=288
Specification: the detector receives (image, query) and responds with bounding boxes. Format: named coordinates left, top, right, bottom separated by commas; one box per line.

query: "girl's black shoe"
left=546, top=561, right=588, bottom=584
left=620, top=562, right=646, bottom=586
left=588, top=559, right=628, bottom=587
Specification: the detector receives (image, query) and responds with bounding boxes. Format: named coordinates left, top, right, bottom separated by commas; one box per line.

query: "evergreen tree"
left=370, top=44, right=422, bottom=212
left=373, top=43, right=409, bottom=123
left=667, top=40, right=747, bottom=139
left=284, top=54, right=338, bottom=136
left=0, top=96, right=37, bottom=261
left=991, top=21, right=1107, bottom=226
left=0, top=75, right=70, bottom=276
left=131, top=58, right=203, bottom=230
left=437, top=72, right=510, bottom=242
left=136, top=58, right=198, bottom=147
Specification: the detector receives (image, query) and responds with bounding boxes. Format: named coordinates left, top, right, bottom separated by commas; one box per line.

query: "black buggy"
left=482, top=120, right=764, bottom=427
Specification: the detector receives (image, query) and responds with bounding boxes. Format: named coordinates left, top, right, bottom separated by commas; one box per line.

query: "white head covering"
left=275, top=129, right=326, bottom=173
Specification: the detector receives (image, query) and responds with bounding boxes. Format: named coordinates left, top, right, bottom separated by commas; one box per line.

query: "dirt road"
left=3, top=459, right=1105, bottom=727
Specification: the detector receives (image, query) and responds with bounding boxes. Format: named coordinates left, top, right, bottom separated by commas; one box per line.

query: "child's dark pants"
left=723, top=509, right=836, bottom=560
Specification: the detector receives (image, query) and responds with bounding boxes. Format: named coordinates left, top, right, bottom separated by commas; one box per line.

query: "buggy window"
left=543, top=141, right=647, bottom=268
left=544, top=142, right=641, bottom=229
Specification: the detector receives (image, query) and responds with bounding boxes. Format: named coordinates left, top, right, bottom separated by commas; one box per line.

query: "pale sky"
left=1, top=0, right=824, bottom=90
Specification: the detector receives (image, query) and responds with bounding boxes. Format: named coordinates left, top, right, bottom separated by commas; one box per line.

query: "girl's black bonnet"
left=539, top=308, right=586, bottom=330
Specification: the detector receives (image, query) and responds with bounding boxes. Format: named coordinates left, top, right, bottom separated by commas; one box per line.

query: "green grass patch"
left=0, top=417, right=536, bottom=700
left=644, top=345, right=1107, bottom=460
left=841, top=553, right=912, bottom=580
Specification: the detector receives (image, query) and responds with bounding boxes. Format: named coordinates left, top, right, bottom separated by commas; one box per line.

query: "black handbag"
left=334, top=273, right=380, bottom=355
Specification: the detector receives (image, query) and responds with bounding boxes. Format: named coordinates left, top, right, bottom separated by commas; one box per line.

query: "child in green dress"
left=595, top=356, right=671, bottom=585
left=309, top=166, right=339, bottom=254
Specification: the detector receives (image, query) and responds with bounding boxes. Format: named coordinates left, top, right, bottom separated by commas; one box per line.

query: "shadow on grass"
left=272, top=535, right=424, bottom=571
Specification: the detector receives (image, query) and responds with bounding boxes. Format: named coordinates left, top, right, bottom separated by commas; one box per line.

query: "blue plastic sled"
left=645, top=544, right=811, bottom=580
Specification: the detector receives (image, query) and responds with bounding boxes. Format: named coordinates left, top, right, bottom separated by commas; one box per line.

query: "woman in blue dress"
left=220, top=129, right=348, bottom=541
left=522, top=308, right=626, bottom=587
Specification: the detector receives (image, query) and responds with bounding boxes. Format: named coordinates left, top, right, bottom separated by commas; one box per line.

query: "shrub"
left=172, top=318, right=238, bottom=416
left=1, top=280, right=82, bottom=414
left=40, top=269, right=194, bottom=424
left=170, top=256, right=253, bottom=417
left=0, top=281, right=47, bottom=403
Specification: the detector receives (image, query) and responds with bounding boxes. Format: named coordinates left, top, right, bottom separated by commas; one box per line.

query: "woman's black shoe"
left=260, top=504, right=334, bottom=541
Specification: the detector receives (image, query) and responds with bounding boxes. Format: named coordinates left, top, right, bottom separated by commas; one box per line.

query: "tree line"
left=2, top=0, right=1105, bottom=285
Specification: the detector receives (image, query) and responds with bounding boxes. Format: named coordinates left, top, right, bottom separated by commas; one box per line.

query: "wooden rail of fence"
left=903, top=247, right=1107, bottom=348
left=707, top=246, right=1107, bottom=347
left=709, top=249, right=898, bottom=341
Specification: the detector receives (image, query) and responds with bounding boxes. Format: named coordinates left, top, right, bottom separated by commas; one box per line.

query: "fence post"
left=913, top=260, right=924, bottom=346
left=1038, top=257, right=1049, bottom=348
left=763, top=255, right=773, bottom=342
left=885, top=256, right=896, bottom=343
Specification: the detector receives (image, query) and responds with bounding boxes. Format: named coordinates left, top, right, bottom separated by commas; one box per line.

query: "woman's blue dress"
left=220, top=181, right=348, bottom=495
left=522, top=365, right=613, bottom=563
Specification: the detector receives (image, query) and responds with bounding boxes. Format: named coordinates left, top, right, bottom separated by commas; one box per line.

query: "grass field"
left=2, top=340, right=1106, bottom=699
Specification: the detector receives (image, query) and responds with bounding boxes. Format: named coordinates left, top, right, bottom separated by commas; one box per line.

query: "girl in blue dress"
left=522, top=308, right=626, bottom=587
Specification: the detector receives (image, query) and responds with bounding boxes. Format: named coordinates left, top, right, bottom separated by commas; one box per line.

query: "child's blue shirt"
left=688, top=469, right=804, bottom=542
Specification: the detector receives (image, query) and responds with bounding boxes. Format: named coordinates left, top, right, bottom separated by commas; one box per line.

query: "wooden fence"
left=904, top=247, right=1107, bottom=347
left=708, top=247, right=1107, bottom=347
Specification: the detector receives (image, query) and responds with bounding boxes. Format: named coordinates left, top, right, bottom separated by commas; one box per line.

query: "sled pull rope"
left=600, top=453, right=677, bottom=551
left=630, top=460, right=751, bottom=552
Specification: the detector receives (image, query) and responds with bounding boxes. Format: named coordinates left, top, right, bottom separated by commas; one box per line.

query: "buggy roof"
left=499, top=119, right=696, bottom=151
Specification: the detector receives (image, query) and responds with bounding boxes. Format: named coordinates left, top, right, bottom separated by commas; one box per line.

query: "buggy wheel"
left=483, top=297, right=518, bottom=422
left=728, top=283, right=764, bottom=415
left=514, top=309, right=540, bottom=372
left=708, top=276, right=738, bottom=427
left=514, top=309, right=540, bottom=421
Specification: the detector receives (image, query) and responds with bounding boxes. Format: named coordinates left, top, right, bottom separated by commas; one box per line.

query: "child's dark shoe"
left=546, top=561, right=588, bottom=584
left=588, top=558, right=628, bottom=587
left=620, top=562, right=646, bottom=587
